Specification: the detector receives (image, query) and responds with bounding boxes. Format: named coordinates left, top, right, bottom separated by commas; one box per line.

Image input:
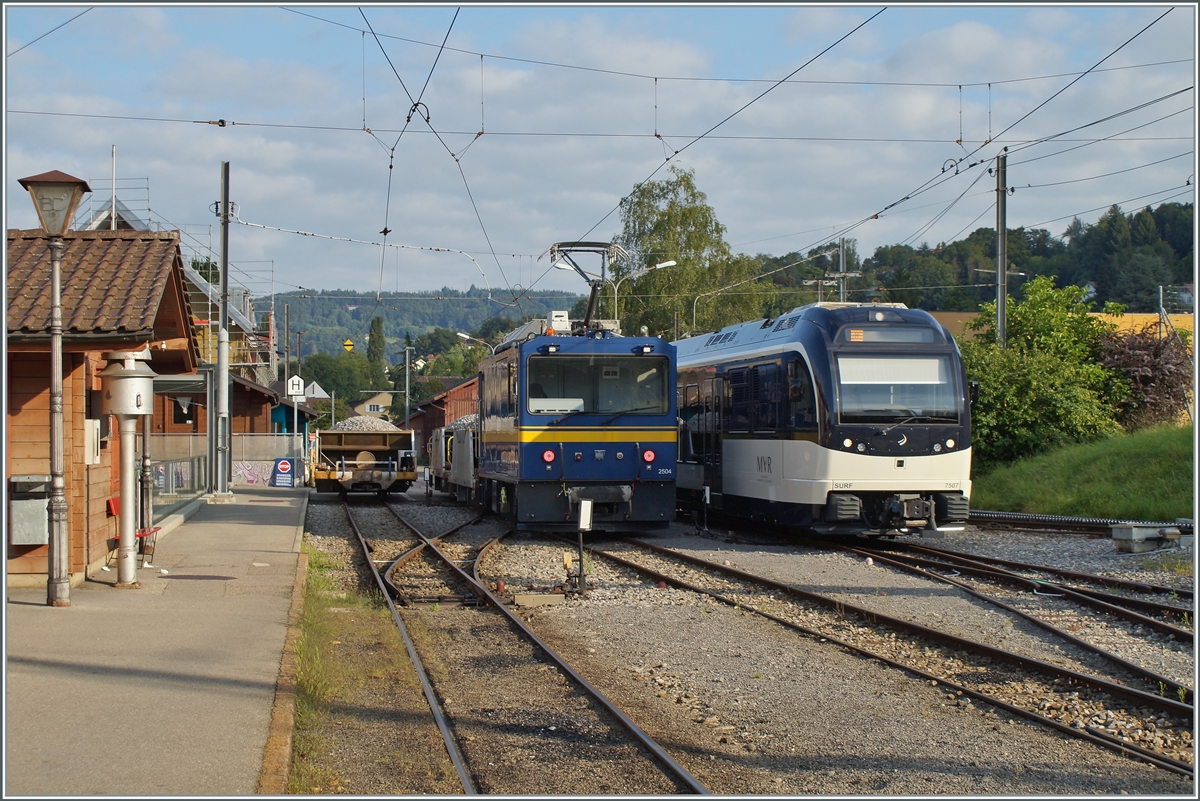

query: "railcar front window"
left=836, top=354, right=958, bottom=424
left=527, top=355, right=669, bottom=415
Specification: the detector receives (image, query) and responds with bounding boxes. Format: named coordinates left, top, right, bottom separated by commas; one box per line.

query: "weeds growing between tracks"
left=289, top=539, right=458, bottom=793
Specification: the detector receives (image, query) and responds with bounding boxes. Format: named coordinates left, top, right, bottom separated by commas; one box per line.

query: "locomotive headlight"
left=855, top=442, right=867, bottom=453
left=843, top=438, right=854, bottom=449
left=945, top=439, right=956, bottom=450
left=542, top=449, right=556, bottom=463
left=642, top=449, right=656, bottom=462
left=932, top=442, right=943, bottom=453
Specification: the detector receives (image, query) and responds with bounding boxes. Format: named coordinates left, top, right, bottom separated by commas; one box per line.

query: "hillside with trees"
left=282, top=167, right=1191, bottom=469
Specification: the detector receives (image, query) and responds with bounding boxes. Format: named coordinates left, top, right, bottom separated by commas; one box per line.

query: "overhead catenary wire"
left=7, top=109, right=1191, bottom=148
left=788, top=77, right=1190, bottom=260
left=281, top=8, right=1190, bottom=90
left=570, top=7, right=887, bottom=246
left=6, top=7, right=92, bottom=58
left=361, top=7, right=519, bottom=313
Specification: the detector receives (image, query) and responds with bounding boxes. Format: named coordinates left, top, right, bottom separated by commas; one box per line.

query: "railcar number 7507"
left=944, top=482, right=961, bottom=489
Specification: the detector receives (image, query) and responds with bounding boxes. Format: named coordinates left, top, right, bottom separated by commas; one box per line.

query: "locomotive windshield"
left=527, top=355, right=670, bottom=415
left=835, top=354, right=959, bottom=424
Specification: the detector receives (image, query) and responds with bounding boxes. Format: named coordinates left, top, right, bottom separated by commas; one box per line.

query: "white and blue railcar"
left=675, top=302, right=973, bottom=535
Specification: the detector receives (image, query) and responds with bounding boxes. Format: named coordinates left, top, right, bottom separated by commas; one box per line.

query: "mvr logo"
left=756, top=456, right=772, bottom=473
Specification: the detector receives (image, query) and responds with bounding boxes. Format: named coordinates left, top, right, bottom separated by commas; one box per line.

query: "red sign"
left=277, top=460, right=291, bottom=473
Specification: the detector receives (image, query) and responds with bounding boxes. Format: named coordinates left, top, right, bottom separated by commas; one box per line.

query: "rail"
left=588, top=536, right=1193, bottom=778
left=388, top=507, right=710, bottom=795
left=341, top=502, right=476, bottom=794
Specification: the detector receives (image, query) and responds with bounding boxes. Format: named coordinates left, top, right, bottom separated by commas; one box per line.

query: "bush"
left=1101, top=322, right=1194, bottom=431
left=958, top=276, right=1127, bottom=469
left=959, top=342, right=1122, bottom=468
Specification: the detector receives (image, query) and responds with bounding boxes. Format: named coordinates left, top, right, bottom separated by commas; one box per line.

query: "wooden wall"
left=5, top=352, right=116, bottom=577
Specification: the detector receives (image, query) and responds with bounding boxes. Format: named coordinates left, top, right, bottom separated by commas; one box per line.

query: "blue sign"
left=156, top=463, right=166, bottom=489
left=272, top=458, right=294, bottom=488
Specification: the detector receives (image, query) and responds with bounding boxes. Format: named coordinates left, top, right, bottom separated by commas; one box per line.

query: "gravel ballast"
left=306, top=489, right=1194, bottom=794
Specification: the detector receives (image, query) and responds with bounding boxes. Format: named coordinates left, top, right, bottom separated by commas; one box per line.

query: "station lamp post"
left=456, top=331, right=497, bottom=356
left=19, top=171, right=91, bottom=607
left=611, top=260, right=675, bottom=323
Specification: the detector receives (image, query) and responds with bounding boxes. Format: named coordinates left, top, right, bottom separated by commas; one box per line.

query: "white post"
left=117, top=415, right=140, bottom=587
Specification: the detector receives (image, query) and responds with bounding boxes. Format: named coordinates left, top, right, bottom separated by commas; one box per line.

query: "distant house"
left=1179, top=285, right=1194, bottom=309
left=352, top=390, right=396, bottom=419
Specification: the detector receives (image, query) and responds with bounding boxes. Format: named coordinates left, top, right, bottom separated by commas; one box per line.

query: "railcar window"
left=837, top=325, right=941, bottom=344
left=751, top=364, right=779, bottom=431
left=526, top=355, right=669, bottom=415
left=727, top=369, right=750, bottom=431
left=787, top=358, right=817, bottom=427
left=836, top=354, right=959, bottom=424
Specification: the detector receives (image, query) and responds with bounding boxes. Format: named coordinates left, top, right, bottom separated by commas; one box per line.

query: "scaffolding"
left=74, top=176, right=278, bottom=386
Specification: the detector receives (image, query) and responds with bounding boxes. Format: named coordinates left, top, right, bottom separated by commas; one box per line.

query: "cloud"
left=6, top=6, right=1194, bottom=298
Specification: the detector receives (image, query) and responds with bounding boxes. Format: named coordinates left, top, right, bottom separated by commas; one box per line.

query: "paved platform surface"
left=5, top=487, right=307, bottom=796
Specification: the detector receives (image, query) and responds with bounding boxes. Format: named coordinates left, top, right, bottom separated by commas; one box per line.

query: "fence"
left=148, top=433, right=309, bottom=461
left=149, top=456, right=208, bottom=522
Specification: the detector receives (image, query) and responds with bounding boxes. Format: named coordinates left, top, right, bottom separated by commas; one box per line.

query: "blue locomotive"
left=675, top=302, right=973, bottom=536
left=472, top=309, right=678, bottom=532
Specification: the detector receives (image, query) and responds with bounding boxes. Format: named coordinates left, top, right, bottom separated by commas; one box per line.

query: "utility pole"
left=283, top=304, right=289, bottom=383
left=838, top=237, right=846, bottom=302
left=296, top=332, right=305, bottom=381
left=404, top=346, right=414, bottom=428
left=996, top=148, right=1008, bottom=347
left=215, top=161, right=232, bottom=497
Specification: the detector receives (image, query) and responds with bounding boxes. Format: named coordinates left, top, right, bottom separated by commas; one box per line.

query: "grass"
left=1138, top=550, right=1194, bottom=577
left=288, top=542, right=399, bottom=794
left=970, top=424, right=1194, bottom=522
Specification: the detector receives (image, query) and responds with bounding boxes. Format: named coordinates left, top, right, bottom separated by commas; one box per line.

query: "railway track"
left=344, top=499, right=710, bottom=794
left=579, top=536, right=1194, bottom=777
left=832, top=540, right=1193, bottom=700
left=969, top=510, right=1194, bottom=537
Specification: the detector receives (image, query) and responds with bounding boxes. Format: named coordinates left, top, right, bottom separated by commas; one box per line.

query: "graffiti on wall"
left=231, top=461, right=274, bottom=486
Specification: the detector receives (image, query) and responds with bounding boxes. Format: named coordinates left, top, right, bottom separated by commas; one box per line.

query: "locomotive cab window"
left=835, top=353, right=959, bottom=424
left=527, top=355, right=669, bottom=415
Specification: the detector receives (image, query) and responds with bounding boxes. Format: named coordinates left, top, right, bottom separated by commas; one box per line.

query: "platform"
left=5, top=487, right=308, bottom=796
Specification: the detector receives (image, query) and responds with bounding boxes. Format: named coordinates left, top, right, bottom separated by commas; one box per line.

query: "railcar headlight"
left=945, top=439, right=956, bottom=450
left=855, top=442, right=867, bottom=453
left=542, top=449, right=556, bottom=463
left=642, top=449, right=656, bottom=462
left=932, top=442, right=943, bottom=453
left=843, top=438, right=854, bottom=449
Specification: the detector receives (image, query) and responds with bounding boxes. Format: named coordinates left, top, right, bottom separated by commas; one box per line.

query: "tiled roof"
left=6, top=228, right=183, bottom=337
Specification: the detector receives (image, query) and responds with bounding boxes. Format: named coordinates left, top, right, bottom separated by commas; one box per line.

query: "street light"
left=611, top=260, right=675, bottom=323
left=19, top=170, right=91, bottom=607
left=456, top=331, right=497, bottom=355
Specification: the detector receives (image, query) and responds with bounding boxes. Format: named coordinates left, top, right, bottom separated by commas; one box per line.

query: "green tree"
left=865, top=244, right=955, bottom=310
left=366, top=315, right=387, bottom=387
left=190, top=257, right=219, bottom=285
left=301, top=351, right=383, bottom=405
left=414, top=327, right=460, bottom=359
left=612, top=165, right=765, bottom=337
left=958, top=277, right=1127, bottom=468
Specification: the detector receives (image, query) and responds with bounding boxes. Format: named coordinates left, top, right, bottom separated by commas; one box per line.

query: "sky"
left=4, top=3, right=1196, bottom=309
